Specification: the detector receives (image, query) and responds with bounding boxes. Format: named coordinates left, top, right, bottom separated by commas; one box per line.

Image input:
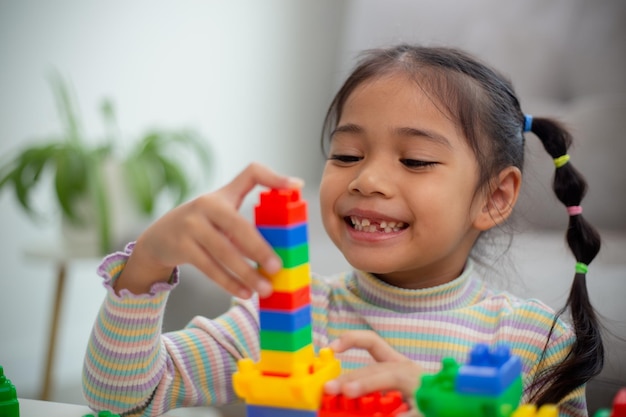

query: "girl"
left=82, top=45, right=602, bottom=417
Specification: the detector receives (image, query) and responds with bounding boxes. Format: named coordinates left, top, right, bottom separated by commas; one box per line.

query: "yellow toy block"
left=259, top=263, right=310, bottom=292
left=512, top=404, right=559, bottom=417
left=233, top=347, right=341, bottom=410
left=259, top=345, right=315, bottom=375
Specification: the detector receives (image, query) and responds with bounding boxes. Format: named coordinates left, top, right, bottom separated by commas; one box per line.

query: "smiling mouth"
left=345, top=216, right=408, bottom=233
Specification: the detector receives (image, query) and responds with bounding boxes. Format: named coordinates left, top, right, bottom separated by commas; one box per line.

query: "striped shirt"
left=82, top=244, right=586, bottom=417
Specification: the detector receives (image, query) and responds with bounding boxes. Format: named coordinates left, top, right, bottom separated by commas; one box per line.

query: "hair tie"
left=567, top=206, right=583, bottom=216
left=575, top=262, right=588, bottom=274
left=553, top=154, right=570, bottom=168
left=523, top=114, right=533, bottom=132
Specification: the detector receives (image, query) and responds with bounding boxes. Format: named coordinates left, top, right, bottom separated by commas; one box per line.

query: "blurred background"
left=0, top=1, right=624, bottom=416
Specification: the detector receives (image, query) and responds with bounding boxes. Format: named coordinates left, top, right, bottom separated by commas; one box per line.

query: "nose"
left=348, top=159, right=394, bottom=197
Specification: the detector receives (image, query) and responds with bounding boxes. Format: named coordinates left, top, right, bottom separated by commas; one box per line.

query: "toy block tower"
left=415, top=344, right=523, bottom=417
left=233, top=189, right=341, bottom=417
left=0, top=366, right=19, bottom=417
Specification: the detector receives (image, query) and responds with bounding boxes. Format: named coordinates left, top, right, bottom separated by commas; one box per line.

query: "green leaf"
left=123, top=156, right=157, bottom=215
left=157, top=155, right=189, bottom=205
left=86, top=153, right=111, bottom=254
left=54, top=146, right=89, bottom=221
left=49, top=71, right=82, bottom=144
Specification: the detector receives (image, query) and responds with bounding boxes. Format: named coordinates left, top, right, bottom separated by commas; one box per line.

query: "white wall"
left=0, top=0, right=345, bottom=400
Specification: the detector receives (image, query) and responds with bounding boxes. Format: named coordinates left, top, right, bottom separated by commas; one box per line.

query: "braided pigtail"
left=525, top=115, right=604, bottom=405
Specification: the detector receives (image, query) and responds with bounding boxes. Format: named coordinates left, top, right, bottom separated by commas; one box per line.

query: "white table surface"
left=18, top=398, right=222, bottom=417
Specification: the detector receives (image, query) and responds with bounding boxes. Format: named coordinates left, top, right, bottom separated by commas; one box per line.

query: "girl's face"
left=320, top=73, right=489, bottom=289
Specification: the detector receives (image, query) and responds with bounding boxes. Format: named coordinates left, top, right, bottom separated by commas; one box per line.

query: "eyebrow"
left=332, top=123, right=452, bottom=149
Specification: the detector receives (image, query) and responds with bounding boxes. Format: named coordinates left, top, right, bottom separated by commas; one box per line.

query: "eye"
left=400, top=159, right=438, bottom=169
left=328, top=154, right=362, bottom=164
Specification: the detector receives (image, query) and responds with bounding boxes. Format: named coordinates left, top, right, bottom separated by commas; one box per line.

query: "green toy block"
left=415, top=357, right=522, bottom=417
left=274, top=243, right=309, bottom=268
left=0, top=366, right=19, bottom=417
left=82, top=411, right=121, bottom=417
left=260, top=325, right=313, bottom=351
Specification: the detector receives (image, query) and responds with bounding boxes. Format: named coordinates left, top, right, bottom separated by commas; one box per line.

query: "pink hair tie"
left=567, top=206, right=583, bottom=216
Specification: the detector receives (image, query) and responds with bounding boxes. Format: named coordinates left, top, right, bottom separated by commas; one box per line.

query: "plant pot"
left=60, top=159, right=150, bottom=257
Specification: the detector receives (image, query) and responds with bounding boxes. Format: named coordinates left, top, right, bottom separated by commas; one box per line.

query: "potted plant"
left=0, top=73, right=212, bottom=255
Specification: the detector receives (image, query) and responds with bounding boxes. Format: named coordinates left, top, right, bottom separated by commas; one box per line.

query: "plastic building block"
left=415, top=356, right=522, bottom=417
left=273, top=244, right=309, bottom=268
left=255, top=189, right=307, bottom=226
left=246, top=404, right=317, bottom=417
left=319, top=390, right=409, bottom=417
left=259, top=285, right=311, bottom=311
left=511, top=404, right=558, bottom=417
left=258, top=223, right=308, bottom=248
left=260, top=305, right=312, bottom=332
left=260, top=325, right=313, bottom=351
left=456, top=344, right=522, bottom=396
left=259, top=264, right=310, bottom=292
left=233, top=347, right=341, bottom=410
left=259, top=345, right=315, bottom=375
left=82, top=411, right=122, bottom=417
left=0, top=366, right=19, bottom=417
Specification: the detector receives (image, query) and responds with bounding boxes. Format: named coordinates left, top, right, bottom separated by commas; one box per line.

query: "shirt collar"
left=348, top=259, right=485, bottom=313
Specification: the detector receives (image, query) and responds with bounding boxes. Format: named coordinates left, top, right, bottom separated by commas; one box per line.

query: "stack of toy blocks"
left=415, top=344, right=523, bottom=417
left=0, top=366, right=19, bottom=417
left=233, top=189, right=341, bottom=417
left=594, top=388, right=626, bottom=417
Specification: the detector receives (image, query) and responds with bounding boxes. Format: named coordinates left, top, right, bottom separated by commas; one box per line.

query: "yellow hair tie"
left=553, top=154, right=570, bottom=168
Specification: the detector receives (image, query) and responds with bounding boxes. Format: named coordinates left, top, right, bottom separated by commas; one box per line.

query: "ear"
left=473, top=166, right=522, bottom=231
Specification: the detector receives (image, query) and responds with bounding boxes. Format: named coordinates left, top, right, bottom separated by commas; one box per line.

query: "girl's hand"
left=324, top=330, right=422, bottom=400
left=114, top=162, right=304, bottom=297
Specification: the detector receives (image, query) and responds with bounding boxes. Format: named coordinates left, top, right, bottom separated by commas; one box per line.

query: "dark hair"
left=321, top=45, right=603, bottom=405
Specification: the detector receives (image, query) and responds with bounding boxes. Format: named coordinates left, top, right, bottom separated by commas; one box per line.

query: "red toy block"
left=259, top=285, right=311, bottom=311
left=255, top=189, right=307, bottom=226
left=319, top=390, right=409, bottom=417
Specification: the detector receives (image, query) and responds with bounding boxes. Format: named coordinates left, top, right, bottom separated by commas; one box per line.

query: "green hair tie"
left=554, top=154, right=570, bottom=168
left=575, top=262, right=588, bottom=274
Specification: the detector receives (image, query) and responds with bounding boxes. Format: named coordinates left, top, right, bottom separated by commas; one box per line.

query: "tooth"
left=385, top=227, right=392, bottom=233
left=397, top=222, right=404, bottom=228
left=369, top=225, right=377, bottom=232
left=388, top=222, right=396, bottom=228
left=361, top=219, right=370, bottom=227
left=380, top=221, right=387, bottom=228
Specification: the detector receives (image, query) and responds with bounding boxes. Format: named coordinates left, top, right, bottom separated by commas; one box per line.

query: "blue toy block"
left=247, top=404, right=317, bottom=417
left=260, top=305, right=312, bottom=332
left=258, top=223, right=308, bottom=248
left=455, top=344, right=522, bottom=396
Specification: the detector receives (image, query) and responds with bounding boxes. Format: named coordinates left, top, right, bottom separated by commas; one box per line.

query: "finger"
left=184, top=242, right=253, bottom=299
left=325, top=362, right=420, bottom=399
left=201, top=195, right=282, bottom=276
left=330, top=330, right=406, bottom=362
left=196, top=220, right=273, bottom=297
left=224, top=162, right=304, bottom=207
